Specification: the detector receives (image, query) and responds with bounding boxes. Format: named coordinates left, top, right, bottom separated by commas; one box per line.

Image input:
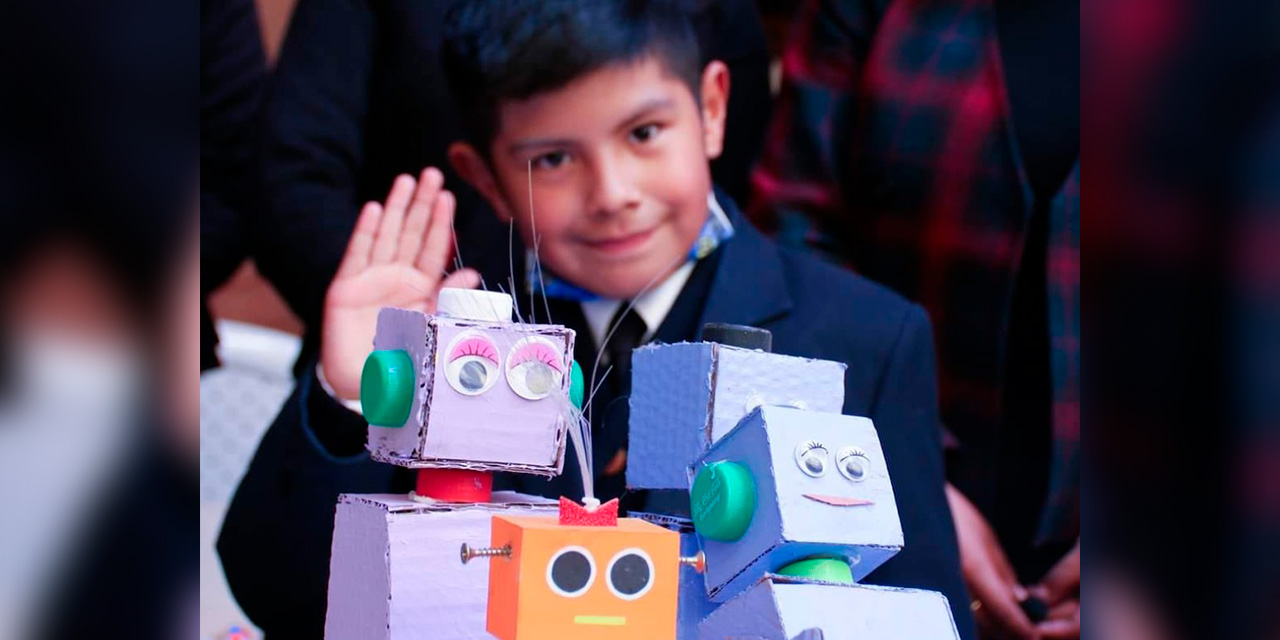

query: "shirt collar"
left=579, top=259, right=695, bottom=349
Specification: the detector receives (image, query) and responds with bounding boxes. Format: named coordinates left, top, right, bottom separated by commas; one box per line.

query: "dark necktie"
left=592, top=303, right=647, bottom=501
left=602, top=303, right=648, bottom=399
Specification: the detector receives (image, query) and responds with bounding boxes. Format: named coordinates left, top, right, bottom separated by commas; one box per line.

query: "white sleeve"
left=315, top=361, right=364, bottom=415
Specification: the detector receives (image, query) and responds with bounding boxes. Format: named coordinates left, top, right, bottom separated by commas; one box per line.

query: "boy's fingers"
left=430, top=268, right=481, bottom=314
left=440, top=267, right=481, bottom=291
left=371, top=174, right=415, bottom=264
left=335, top=201, right=383, bottom=278
left=396, top=167, right=443, bottom=264
left=416, top=189, right=456, bottom=275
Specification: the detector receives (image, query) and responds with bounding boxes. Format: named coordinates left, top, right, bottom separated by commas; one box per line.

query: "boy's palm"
left=321, top=169, right=479, bottom=401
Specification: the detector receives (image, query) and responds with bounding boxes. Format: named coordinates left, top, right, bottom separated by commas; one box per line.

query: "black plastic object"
left=701, top=323, right=772, bottom=352
left=1020, top=595, right=1049, bottom=623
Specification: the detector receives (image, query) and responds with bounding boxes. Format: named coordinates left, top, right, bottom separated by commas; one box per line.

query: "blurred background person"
left=31, top=221, right=201, bottom=640
left=0, top=0, right=199, bottom=636
left=1087, top=0, right=1280, bottom=639
left=1228, top=96, right=1280, bottom=640
left=202, top=0, right=269, bottom=373
left=749, top=1, right=1079, bottom=638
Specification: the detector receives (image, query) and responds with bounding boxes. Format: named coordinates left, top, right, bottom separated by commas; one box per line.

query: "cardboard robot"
left=686, top=406, right=958, bottom=639
left=359, top=288, right=577, bottom=500
left=626, top=324, right=846, bottom=491
left=459, top=498, right=707, bottom=640
left=696, top=579, right=959, bottom=640
left=625, top=325, right=959, bottom=639
left=325, top=289, right=579, bottom=639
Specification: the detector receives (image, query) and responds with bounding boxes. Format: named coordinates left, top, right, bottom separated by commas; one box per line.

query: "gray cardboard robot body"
left=327, top=293, right=585, bottom=639
left=628, top=342, right=846, bottom=490
left=366, top=307, right=574, bottom=475
left=697, top=579, right=960, bottom=640
left=690, top=406, right=903, bottom=601
left=324, top=493, right=557, bottom=639
left=632, top=512, right=718, bottom=639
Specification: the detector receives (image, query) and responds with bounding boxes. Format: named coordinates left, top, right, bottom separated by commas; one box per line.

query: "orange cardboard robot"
left=462, top=498, right=703, bottom=640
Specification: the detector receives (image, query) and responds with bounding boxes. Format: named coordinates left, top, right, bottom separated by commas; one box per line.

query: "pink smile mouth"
left=582, top=227, right=656, bottom=254
left=803, top=494, right=873, bottom=507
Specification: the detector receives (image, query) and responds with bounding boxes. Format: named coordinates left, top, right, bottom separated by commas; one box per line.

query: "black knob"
left=700, top=323, right=772, bottom=352
left=1019, top=596, right=1049, bottom=623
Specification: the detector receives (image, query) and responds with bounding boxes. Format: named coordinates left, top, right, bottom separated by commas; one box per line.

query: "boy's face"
left=452, top=56, right=728, bottom=300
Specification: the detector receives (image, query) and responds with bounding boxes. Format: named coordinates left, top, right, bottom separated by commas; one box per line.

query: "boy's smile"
left=451, top=55, right=728, bottom=300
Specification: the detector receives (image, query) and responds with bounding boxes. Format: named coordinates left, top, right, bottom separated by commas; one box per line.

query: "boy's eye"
left=532, top=151, right=569, bottom=170
left=629, top=123, right=659, bottom=143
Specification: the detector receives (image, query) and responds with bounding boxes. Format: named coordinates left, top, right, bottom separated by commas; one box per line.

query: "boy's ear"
left=699, top=60, right=730, bottom=160
left=448, top=141, right=516, bottom=223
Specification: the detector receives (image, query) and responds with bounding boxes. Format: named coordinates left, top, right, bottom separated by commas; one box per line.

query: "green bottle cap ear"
left=690, top=461, right=756, bottom=541
left=775, top=557, right=855, bottom=583
left=360, top=350, right=415, bottom=427
left=569, top=360, right=585, bottom=410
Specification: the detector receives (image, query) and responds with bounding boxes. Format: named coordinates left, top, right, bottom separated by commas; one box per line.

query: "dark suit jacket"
left=252, top=0, right=772, bottom=368
left=201, top=0, right=268, bottom=372
left=219, top=193, right=975, bottom=639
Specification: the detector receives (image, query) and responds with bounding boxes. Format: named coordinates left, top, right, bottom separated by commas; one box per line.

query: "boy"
left=218, top=2, right=974, bottom=638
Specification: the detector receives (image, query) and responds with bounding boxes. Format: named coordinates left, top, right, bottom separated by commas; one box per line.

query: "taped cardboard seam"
left=703, top=344, right=718, bottom=446
left=414, top=321, right=436, bottom=458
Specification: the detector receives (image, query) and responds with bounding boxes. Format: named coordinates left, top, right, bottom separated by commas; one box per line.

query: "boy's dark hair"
left=442, top=0, right=703, bottom=154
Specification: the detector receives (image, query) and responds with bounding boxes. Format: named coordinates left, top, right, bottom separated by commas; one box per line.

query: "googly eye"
left=506, top=336, right=566, bottom=401
left=794, top=440, right=828, bottom=477
left=546, top=545, right=595, bottom=597
left=606, top=548, right=654, bottom=600
left=443, top=330, right=500, bottom=396
left=836, top=446, right=870, bottom=482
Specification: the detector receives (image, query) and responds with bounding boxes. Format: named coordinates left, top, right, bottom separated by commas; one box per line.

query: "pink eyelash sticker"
left=448, top=335, right=499, bottom=363
left=508, top=341, right=563, bottom=373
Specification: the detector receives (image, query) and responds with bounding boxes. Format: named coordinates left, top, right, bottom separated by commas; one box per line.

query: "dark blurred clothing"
left=1, top=0, right=197, bottom=631
left=253, top=0, right=772, bottom=371
left=0, top=0, right=197, bottom=313
left=1229, top=97, right=1280, bottom=640
left=994, top=0, right=1080, bottom=207
left=1087, top=0, right=1280, bottom=637
left=36, top=425, right=198, bottom=640
left=992, top=0, right=1080, bottom=578
left=749, top=0, right=1080, bottom=571
left=201, top=0, right=269, bottom=371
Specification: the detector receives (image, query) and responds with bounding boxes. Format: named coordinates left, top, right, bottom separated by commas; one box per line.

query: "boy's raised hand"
left=320, top=168, right=480, bottom=400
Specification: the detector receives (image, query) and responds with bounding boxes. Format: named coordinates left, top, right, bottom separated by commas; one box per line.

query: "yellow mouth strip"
left=573, top=615, right=626, bottom=626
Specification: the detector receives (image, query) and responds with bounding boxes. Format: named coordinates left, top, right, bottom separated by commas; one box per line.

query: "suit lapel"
left=699, top=193, right=794, bottom=330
